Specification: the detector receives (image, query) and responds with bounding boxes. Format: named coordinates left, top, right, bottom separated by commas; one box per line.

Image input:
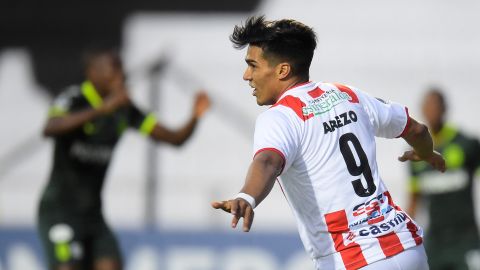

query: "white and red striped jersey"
left=253, top=81, right=423, bottom=270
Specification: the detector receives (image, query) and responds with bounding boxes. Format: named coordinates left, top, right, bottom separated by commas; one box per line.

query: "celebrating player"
left=212, top=16, right=445, bottom=270
left=38, top=47, right=210, bottom=270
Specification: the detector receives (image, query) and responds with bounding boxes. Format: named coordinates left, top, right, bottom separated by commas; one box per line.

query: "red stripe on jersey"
left=377, top=232, right=404, bottom=257
left=383, top=190, right=401, bottom=211
left=396, top=107, right=411, bottom=138
left=406, top=220, right=423, bottom=245
left=384, top=190, right=423, bottom=246
left=325, top=210, right=368, bottom=270
left=272, top=95, right=313, bottom=121
left=254, top=148, right=286, bottom=174
left=333, top=83, right=359, bottom=103
left=307, top=87, right=325, bottom=98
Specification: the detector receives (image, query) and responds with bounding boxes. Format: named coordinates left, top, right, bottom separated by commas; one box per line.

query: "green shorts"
left=37, top=212, right=122, bottom=269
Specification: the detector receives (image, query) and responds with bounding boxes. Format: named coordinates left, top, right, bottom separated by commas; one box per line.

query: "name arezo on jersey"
left=302, top=89, right=352, bottom=116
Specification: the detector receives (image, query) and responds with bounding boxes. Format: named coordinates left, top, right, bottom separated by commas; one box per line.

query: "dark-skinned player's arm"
left=211, top=150, right=284, bottom=232
left=43, top=71, right=130, bottom=137
left=43, top=90, right=129, bottom=137
left=148, top=92, right=210, bottom=146
left=398, top=116, right=446, bottom=172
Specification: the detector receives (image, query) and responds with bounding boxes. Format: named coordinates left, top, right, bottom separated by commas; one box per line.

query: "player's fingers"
left=432, top=162, right=441, bottom=172
left=433, top=158, right=446, bottom=173
left=194, top=93, right=211, bottom=117
left=230, top=199, right=239, bottom=216
left=242, top=207, right=254, bottom=232
left=211, top=201, right=231, bottom=213
left=426, top=152, right=446, bottom=173
left=211, top=201, right=223, bottom=209
left=438, top=162, right=446, bottom=173
left=231, top=199, right=247, bottom=229
left=211, top=201, right=225, bottom=209
left=231, top=214, right=240, bottom=229
left=401, top=150, right=422, bottom=162
left=397, top=151, right=411, bottom=162
left=196, top=92, right=210, bottom=105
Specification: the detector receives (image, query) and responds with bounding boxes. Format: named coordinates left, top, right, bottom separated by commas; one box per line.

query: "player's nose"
left=243, top=67, right=252, bottom=81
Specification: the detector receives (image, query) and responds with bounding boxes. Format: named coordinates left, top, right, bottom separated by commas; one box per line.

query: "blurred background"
left=1, top=0, right=479, bottom=269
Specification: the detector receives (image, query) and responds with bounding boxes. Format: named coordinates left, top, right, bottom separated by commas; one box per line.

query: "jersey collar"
left=81, top=81, right=103, bottom=109
left=275, top=81, right=315, bottom=103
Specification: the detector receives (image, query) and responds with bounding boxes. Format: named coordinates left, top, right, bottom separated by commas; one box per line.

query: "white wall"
left=1, top=0, right=479, bottom=231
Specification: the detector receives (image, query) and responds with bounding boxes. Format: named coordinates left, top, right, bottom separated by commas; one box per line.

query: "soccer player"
left=212, top=16, right=445, bottom=270
left=406, top=89, right=480, bottom=270
left=38, top=47, right=210, bottom=270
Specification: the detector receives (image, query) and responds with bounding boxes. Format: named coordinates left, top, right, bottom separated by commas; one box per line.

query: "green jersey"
left=409, top=124, right=480, bottom=234
left=39, top=81, right=157, bottom=217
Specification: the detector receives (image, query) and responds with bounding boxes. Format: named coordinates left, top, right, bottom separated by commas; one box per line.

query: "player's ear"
left=276, top=62, right=291, bottom=80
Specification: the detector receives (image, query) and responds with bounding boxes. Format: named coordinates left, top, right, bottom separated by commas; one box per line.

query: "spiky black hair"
left=230, top=16, right=317, bottom=78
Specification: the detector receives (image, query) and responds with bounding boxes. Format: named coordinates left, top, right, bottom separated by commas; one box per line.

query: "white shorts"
left=360, top=244, right=429, bottom=270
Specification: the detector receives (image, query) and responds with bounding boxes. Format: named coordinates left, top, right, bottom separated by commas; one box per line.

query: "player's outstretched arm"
left=211, top=150, right=284, bottom=232
left=398, top=117, right=446, bottom=172
left=43, top=91, right=130, bottom=137
left=43, top=109, right=99, bottom=137
left=149, top=91, right=210, bottom=146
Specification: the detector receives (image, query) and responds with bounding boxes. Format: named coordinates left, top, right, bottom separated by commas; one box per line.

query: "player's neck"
left=279, top=77, right=310, bottom=95
left=272, top=76, right=310, bottom=104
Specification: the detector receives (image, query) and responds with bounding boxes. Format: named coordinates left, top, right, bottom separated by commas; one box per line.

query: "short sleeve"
left=354, top=88, right=409, bottom=139
left=253, top=109, right=300, bottom=173
left=127, top=104, right=158, bottom=135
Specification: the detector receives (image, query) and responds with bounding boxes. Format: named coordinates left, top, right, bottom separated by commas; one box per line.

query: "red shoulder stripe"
left=272, top=95, right=313, bottom=121
left=307, top=86, right=325, bottom=98
left=333, top=83, right=359, bottom=103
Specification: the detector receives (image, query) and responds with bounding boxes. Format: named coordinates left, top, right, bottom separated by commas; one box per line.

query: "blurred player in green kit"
left=37, top=47, right=210, bottom=270
left=407, top=88, right=480, bottom=270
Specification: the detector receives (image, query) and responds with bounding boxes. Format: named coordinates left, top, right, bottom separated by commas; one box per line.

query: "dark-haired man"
left=407, top=89, right=480, bottom=270
left=212, top=16, right=445, bottom=270
left=38, top=48, right=210, bottom=270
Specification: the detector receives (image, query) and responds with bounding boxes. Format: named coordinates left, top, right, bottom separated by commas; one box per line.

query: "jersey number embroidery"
left=339, top=133, right=377, bottom=197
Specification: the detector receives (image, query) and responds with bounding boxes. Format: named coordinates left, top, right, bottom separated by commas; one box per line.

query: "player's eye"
left=246, top=61, right=256, bottom=68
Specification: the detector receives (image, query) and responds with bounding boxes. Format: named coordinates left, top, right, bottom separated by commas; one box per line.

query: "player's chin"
left=256, top=99, right=275, bottom=106
left=255, top=96, right=273, bottom=106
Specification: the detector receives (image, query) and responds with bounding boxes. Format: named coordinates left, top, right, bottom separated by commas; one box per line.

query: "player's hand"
left=97, top=72, right=130, bottom=114
left=398, top=150, right=446, bottom=172
left=99, top=90, right=130, bottom=114
left=211, top=199, right=254, bottom=232
left=193, top=91, right=211, bottom=119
